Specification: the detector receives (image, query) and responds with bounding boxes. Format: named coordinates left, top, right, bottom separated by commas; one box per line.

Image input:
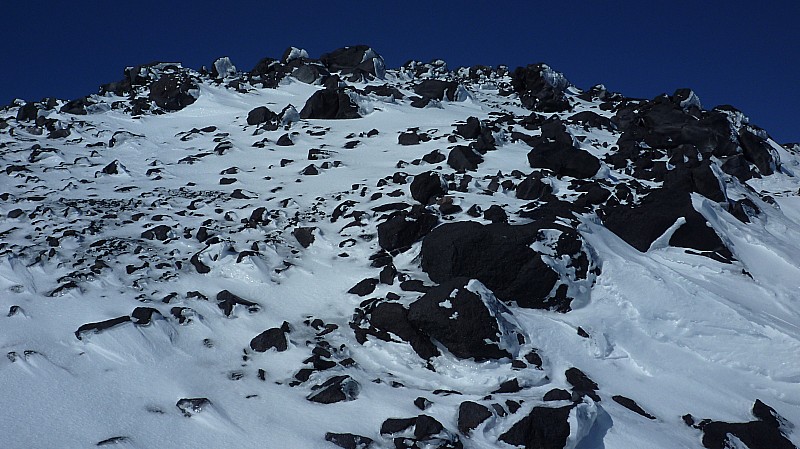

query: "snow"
left=0, top=56, right=799, bottom=449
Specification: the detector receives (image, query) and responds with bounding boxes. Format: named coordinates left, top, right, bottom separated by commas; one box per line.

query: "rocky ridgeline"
left=1, top=45, right=798, bottom=449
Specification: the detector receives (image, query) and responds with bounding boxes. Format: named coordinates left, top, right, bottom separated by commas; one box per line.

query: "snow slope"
left=1, top=47, right=799, bottom=449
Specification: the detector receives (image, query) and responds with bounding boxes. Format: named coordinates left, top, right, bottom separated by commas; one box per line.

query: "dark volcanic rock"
left=563, top=367, right=600, bottom=402
left=739, top=129, right=777, bottom=176
left=420, top=221, right=562, bottom=310
left=377, top=208, right=438, bottom=253
left=447, top=146, right=484, bottom=172
left=131, top=307, right=161, bottom=325
left=299, top=89, right=360, bottom=119
left=612, top=395, right=655, bottom=420
left=307, top=375, right=360, bottom=403
left=247, top=106, right=278, bottom=126
left=148, top=73, right=197, bottom=111
left=527, top=122, right=600, bottom=179
left=543, top=389, right=572, bottom=402
left=515, top=172, right=552, bottom=200
left=410, top=171, right=447, bottom=205
left=407, top=278, right=522, bottom=360
left=696, top=400, right=796, bottom=449
left=141, top=224, right=172, bottom=241
left=75, top=316, right=131, bottom=340
left=348, top=278, right=379, bottom=296
left=455, top=117, right=482, bottom=140
left=250, top=327, right=289, bottom=352
left=483, top=205, right=508, bottom=224
left=325, top=432, right=374, bottom=449
left=293, top=227, right=316, bottom=248
left=499, top=405, right=573, bottom=449
left=216, top=290, right=259, bottom=316
left=320, top=45, right=384, bottom=78
left=510, top=64, right=571, bottom=112
left=413, top=80, right=461, bottom=101
left=457, top=401, right=493, bottom=434
left=601, top=189, right=733, bottom=260
left=362, top=302, right=440, bottom=360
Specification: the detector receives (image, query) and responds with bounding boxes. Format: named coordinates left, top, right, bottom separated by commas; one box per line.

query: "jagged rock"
left=612, top=395, right=655, bottom=420
left=543, top=389, right=572, bottom=401
left=320, top=45, right=384, bottom=78
left=499, top=405, right=573, bottom=449
left=348, top=278, right=379, bottom=296
left=357, top=301, right=440, bottom=360
left=148, top=73, right=197, bottom=111
left=75, top=316, right=131, bottom=340
left=695, top=400, right=796, bottom=449
left=482, top=205, right=507, bottom=224
left=447, top=146, right=483, bottom=172
left=410, top=171, right=446, bottom=204
left=510, top=64, right=571, bottom=112
left=413, top=80, right=461, bottom=102
left=325, top=432, right=374, bottom=449
left=420, top=221, right=563, bottom=310
left=247, top=106, right=278, bottom=126
left=307, top=375, right=360, bottom=403
left=131, top=307, right=161, bottom=325
left=250, top=326, right=289, bottom=352
left=457, top=401, right=492, bottom=434
left=293, top=227, right=316, bottom=248
left=565, top=367, right=600, bottom=401
left=515, top=172, right=551, bottom=200
left=527, top=121, right=600, bottom=179
left=739, top=129, right=777, bottom=175
left=216, top=290, right=259, bottom=316
left=300, top=88, right=360, bottom=119
left=601, top=189, right=733, bottom=261
left=377, top=208, right=438, bottom=253
left=455, top=117, right=482, bottom=139
left=407, top=278, right=522, bottom=360
left=141, top=224, right=172, bottom=241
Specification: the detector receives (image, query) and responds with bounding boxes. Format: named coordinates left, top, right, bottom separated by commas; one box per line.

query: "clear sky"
left=1, top=1, right=797, bottom=142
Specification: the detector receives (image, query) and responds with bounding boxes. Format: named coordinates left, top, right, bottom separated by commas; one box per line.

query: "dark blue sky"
left=2, top=1, right=798, bottom=142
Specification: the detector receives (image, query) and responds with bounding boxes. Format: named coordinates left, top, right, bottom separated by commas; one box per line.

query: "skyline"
left=1, top=1, right=797, bottom=142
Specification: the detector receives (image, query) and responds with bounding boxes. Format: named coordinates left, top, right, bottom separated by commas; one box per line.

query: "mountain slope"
left=1, top=46, right=799, bottom=449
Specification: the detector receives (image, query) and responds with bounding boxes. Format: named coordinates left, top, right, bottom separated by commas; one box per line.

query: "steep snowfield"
left=1, top=48, right=799, bottom=448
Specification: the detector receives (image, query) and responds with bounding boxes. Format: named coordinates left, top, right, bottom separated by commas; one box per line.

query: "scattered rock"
left=457, top=401, right=492, bottom=434
left=307, top=375, right=360, bottom=404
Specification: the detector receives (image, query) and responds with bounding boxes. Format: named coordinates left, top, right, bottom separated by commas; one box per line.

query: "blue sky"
left=1, top=1, right=797, bottom=142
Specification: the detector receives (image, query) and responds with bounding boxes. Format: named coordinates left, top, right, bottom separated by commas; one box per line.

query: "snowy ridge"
left=1, top=46, right=800, bottom=449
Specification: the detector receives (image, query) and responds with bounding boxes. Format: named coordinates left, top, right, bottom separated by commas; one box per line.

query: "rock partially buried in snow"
left=176, top=398, right=211, bottom=417
left=299, top=88, right=361, bottom=120
left=407, top=278, right=524, bottom=360
left=307, top=375, right=360, bottom=404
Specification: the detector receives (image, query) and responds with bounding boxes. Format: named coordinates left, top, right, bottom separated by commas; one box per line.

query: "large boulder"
left=510, top=64, right=571, bottom=112
left=601, top=189, right=733, bottom=261
left=447, top=146, right=484, bottom=172
left=420, top=221, right=560, bottom=309
left=320, top=45, right=385, bottom=79
left=307, top=375, right=360, bottom=404
left=377, top=208, right=438, bottom=253
left=407, top=278, right=524, bottom=361
left=410, top=171, right=447, bottom=205
left=299, top=88, right=360, bottom=119
left=353, top=301, right=440, bottom=360
left=527, top=121, right=600, bottom=179
left=148, top=73, right=197, bottom=111
left=691, top=400, right=796, bottom=449
left=413, top=80, right=461, bottom=101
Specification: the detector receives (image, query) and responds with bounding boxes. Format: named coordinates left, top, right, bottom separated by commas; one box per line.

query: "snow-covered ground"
left=1, top=49, right=798, bottom=448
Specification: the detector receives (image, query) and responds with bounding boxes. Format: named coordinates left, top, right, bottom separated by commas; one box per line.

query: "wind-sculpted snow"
left=1, top=46, right=799, bottom=449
